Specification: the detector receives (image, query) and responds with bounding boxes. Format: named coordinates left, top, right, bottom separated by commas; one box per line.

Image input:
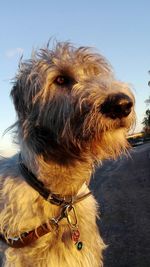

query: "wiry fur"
left=0, top=42, right=135, bottom=266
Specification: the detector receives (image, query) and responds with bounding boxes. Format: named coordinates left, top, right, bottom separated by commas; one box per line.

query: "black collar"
left=18, top=154, right=73, bottom=206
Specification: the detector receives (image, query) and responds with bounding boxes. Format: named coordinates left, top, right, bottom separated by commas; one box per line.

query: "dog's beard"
left=21, top=107, right=132, bottom=164
left=22, top=122, right=83, bottom=163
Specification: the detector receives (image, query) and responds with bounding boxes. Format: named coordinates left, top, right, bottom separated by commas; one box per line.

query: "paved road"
left=91, top=143, right=150, bottom=267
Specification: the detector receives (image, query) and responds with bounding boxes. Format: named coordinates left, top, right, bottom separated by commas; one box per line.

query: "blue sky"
left=0, top=0, right=150, bottom=153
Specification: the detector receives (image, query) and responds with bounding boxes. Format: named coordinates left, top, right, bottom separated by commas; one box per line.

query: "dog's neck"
left=20, top=144, right=93, bottom=196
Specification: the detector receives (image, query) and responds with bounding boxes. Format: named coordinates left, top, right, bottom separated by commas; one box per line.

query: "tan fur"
left=0, top=42, right=135, bottom=266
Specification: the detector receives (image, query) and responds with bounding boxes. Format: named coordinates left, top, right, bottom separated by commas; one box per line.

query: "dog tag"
left=76, top=241, right=83, bottom=250
left=64, top=205, right=83, bottom=250
left=71, top=229, right=80, bottom=243
left=71, top=229, right=83, bottom=251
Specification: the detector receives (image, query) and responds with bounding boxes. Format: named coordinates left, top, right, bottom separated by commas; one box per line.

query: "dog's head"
left=11, top=42, right=135, bottom=163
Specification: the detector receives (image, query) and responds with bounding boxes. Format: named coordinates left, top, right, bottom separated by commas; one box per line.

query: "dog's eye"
left=54, top=75, right=76, bottom=87
left=55, top=76, right=68, bottom=85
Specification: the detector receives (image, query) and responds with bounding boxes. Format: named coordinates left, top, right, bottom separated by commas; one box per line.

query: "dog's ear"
left=11, top=81, right=28, bottom=119
left=11, top=72, right=39, bottom=119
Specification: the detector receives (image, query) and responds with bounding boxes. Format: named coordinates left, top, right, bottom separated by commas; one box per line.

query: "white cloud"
left=5, top=47, right=24, bottom=59
left=0, top=137, right=18, bottom=157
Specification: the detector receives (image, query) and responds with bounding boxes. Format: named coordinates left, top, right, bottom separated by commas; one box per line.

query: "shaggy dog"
left=0, top=42, right=135, bottom=267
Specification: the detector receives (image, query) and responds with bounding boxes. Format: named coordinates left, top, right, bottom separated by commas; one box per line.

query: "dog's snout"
left=101, top=93, right=133, bottom=119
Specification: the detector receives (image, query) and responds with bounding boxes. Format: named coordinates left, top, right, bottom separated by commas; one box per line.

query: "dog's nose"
left=101, top=93, right=133, bottom=119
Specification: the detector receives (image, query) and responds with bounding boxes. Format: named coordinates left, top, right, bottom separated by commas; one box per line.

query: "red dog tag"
left=71, top=229, right=80, bottom=243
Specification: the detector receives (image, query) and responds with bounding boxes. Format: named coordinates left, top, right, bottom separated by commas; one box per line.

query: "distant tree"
left=148, top=74, right=150, bottom=87
left=142, top=109, right=150, bottom=133
left=146, top=72, right=150, bottom=104
left=143, top=72, right=150, bottom=133
left=145, top=96, right=150, bottom=105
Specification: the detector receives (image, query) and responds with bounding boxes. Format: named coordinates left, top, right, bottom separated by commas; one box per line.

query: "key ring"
left=64, top=205, right=78, bottom=228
